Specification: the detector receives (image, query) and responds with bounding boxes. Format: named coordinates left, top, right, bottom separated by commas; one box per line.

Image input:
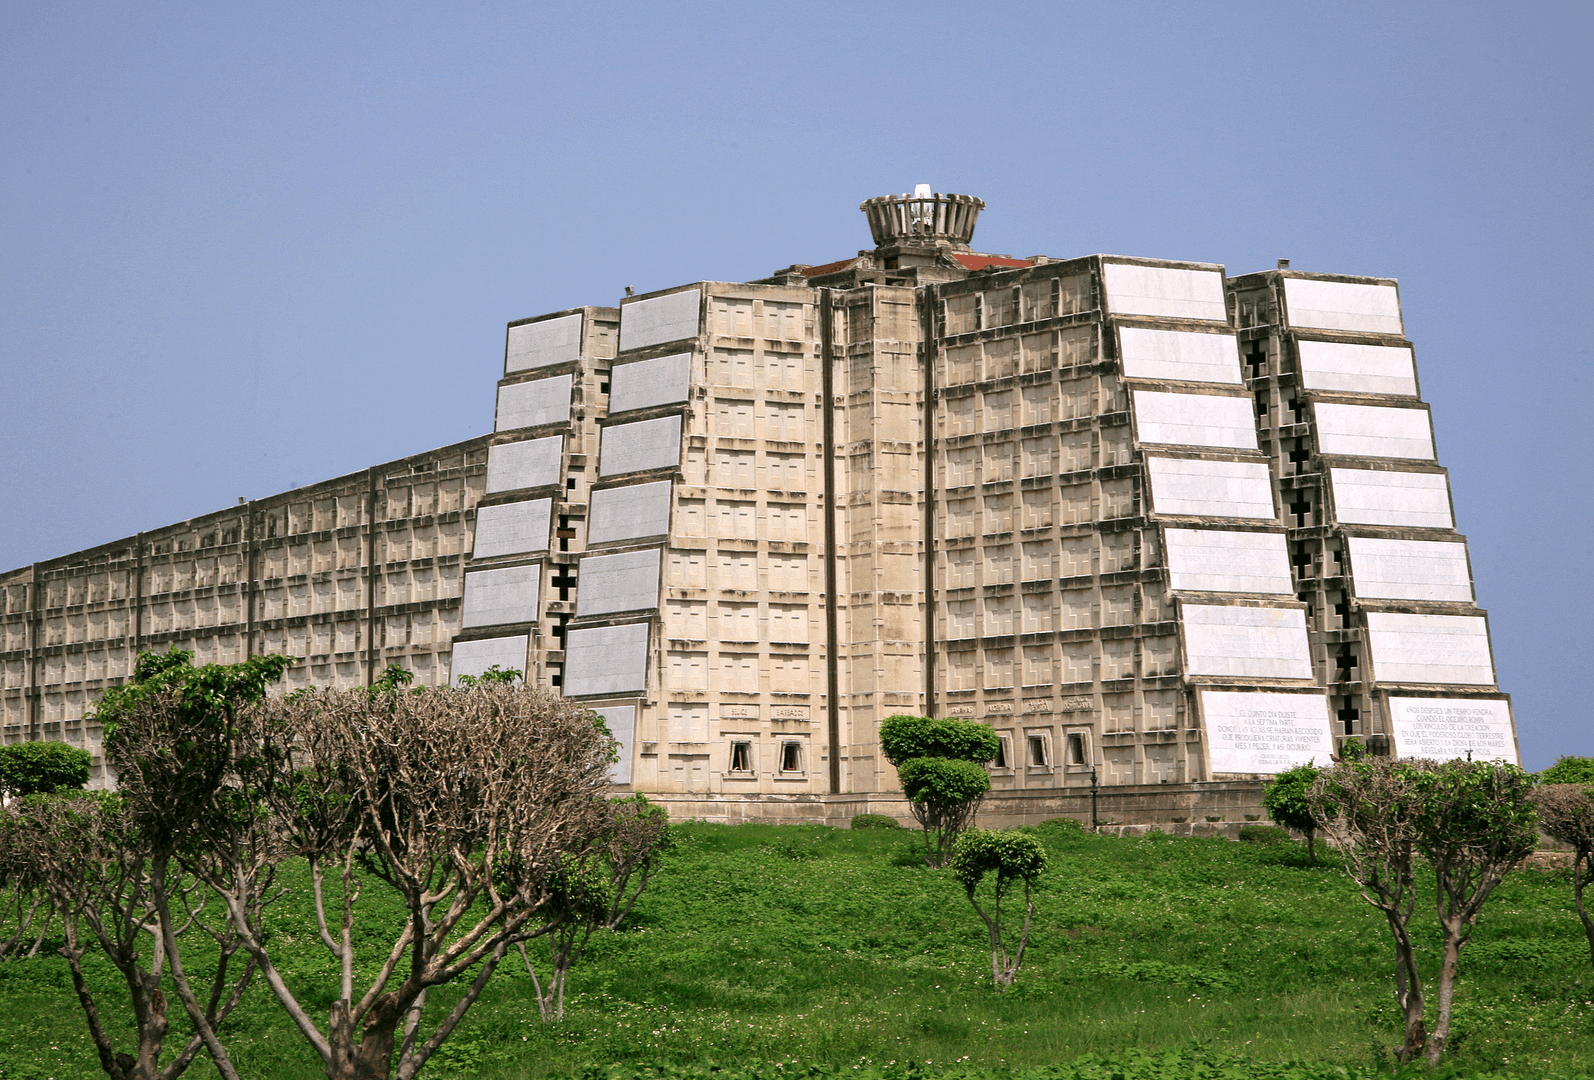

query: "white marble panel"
left=1202, top=690, right=1334, bottom=774
left=619, top=289, right=701, bottom=352
left=1297, top=340, right=1417, bottom=396
left=449, top=635, right=529, bottom=685
left=1165, top=528, right=1293, bottom=594
left=506, top=313, right=582, bottom=373
left=1102, top=263, right=1227, bottom=321
left=1181, top=604, right=1313, bottom=680
left=1133, top=391, right=1258, bottom=449
left=588, top=480, right=672, bottom=544
left=610, top=352, right=691, bottom=414
left=1118, top=327, right=1242, bottom=385
left=593, top=705, right=637, bottom=784
left=578, top=548, right=662, bottom=617
left=1347, top=537, right=1473, bottom=602
left=564, top=623, right=650, bottom=697
left=1146, top=457, right=1276, bottom=520
left=1314, top=403, right=1434, bottom=460
left=462, top=564, right=541, bottom=628
left=1283, top=278, right=1402, bottom=335
left=1366, top=612, right=1494, bottom=686
left=1388, top=697, right=1517, bottom=765
left=496, top=375, right=572, bottom=432
left=486, top=436, right=563, bottom=493
left=599, top=415, right=682, bottom=477
left=1329, top=468, right=1453, bottom=528
left=472, top=498, right=552, bottom=559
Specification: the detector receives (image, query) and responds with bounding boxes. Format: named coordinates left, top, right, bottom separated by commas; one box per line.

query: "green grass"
left=2, top=821, right=1592, bottom=1079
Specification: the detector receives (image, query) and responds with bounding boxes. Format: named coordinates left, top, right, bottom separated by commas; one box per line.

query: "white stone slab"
left=462, top=564, right=541, bottom=628
left=496, top=375, right=573, bottom=431
left=449, top=635, right=529, bottom=685
left=1329, top=468, right=1453, bottom=528
left=1388, top=697, right=1517, bottom=765
left=1181, top=604, right=1314, bottom=680
left=564, top=623, right=650, bottom=697
left=577, top=548, right=662, bottom=617
left=1133, top=391, right=1258, bottom=450
left=588, top=480, right=673, bottom=544
left=599, top=415, right=683, bottom=477
left=1314, top=403, right=1434, bottom=460
left=1146, top=457, right=1277, bottom=520
left=610, top=352, right=691, bottom=414
left=1297, top=340, right=1417, bottom=396
left=486, top=436, right=563, bottom=493
left=1347, top=537, right=1473, bottom=602
left=1102, top=263, right=1228, bottom=322
left=1118, top=327, right=1243, bottom=384
left=1366, top=612, right=1494, bottom=686
left=472, top=498, right=553, bottom=558
left=620, top=289, right=701, bottom=352
left=593, top=705, right=637, bottom=784
left=1283, top=278, right=1403, bottom=335
left=1202, top=690, right=1335, bottom=774
left=1165, top=528, right=1293, bottom=594
left=506, top=313, right=582, bottom=373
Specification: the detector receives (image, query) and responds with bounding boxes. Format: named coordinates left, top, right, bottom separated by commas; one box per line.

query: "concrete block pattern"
left=593, top=705, right=637, bottom=784
left=1314, top=403, right=1434, bottom=460
left=1133, top=391, right=1258, bottom=450
left=1146, top=457, right=1276, bottom=520
left=1283, top=279, right=1403, bottom=335
left=1297, top=340, right=1417, bottom=396
left=1347, top=537, right=1473, bottom=602
left=1366, top=612, right=1494, bottom=686
left=564, top=622, right=650, bottom=697
left=496, top=375, right=573, bottom=431
left=1181, top=604, right=1314, bottom=680
left=588, top=480, right=673, bottom=544
left=1102, top=263, right=1227, bottom=322
left=1165, top=528, right=1293, bottom=594
left=506, top=313, right=582, bottom=373
left=472, top=498, right=553, bottom=559
left=1118, top=327, right=1243, bottom=385
left=486, top=436, right=563, bottom=493
left=462, top=563, right=541, bottom=628
left=1202, top=690, right=1334, bottom=774
left=1329, top=468, right=1453, bottom=528
left=600, top=415, right=683, bottom=477
left=449, top=635, right=529, bottom=685
left=1387, top=697, right=1516, bottom=764
left=610, top=352, right=691, bottom=414
left=577, top=548, right=662, bottom=616
left=620, top=289, right=700, bottom=352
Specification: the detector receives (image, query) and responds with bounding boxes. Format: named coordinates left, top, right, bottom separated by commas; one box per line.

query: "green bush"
left=0, top=740, right=91, bottom=797
left=896, top=756, right=991, bottom=805
left=1539, top=755, right=1594, bottom=785
left=1237, top=823, right=1292, bottom=846
left=878, top=714, right=1000, bottom=765
left=849, top=812, right=903, bottom=830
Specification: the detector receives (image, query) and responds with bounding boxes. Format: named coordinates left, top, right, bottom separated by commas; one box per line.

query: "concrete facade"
left=0, top=190, right=1517, bottom=815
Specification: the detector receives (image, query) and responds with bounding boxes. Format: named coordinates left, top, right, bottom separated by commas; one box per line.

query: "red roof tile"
left=952, top=253, right=1030, bottom=271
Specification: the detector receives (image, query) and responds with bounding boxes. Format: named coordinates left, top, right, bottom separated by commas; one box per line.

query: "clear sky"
left=2, top=2, right=1588, bottom=768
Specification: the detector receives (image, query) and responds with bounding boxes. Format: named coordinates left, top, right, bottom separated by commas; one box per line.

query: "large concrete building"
left=0, top=189, right=1518, bottom=821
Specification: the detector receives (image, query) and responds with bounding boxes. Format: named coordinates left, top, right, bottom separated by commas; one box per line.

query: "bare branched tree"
left=1529, top=784, right=1594, bottom=968
left=0, top=813, right=53, bottom=960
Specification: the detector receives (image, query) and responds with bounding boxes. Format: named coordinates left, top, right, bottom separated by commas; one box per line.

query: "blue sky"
left=2, top=2, right=1588, bottom=767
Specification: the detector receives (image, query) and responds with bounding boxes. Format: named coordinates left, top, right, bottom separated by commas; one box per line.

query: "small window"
left=992, top=736, right=1009, bottom=769
left=1066, top=732, right=1087, bottom=766
left=780, top=742, right=802, bottom=773
left=566, top=476, right=578, bottom=491
left=1027, top=735, right=1049, bottom=767
left=600, top=381, right=611, bottom=394
left=729, top=741, right=752, bottom=772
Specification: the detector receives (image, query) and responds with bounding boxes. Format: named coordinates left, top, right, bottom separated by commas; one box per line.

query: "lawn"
left=1, top=819, right=1591, bottom=1079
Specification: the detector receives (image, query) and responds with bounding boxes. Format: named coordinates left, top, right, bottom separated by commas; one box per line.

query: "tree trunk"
left=1428, top=917, right=1464, bottom=1065
left=1574, top=849, right=1594, bottom=972
left=1306, top=828, right=1316, bottom=867
left=1387, top=916, right=1426, bottom=1061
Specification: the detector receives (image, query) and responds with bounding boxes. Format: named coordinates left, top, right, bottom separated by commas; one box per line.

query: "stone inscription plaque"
left=1388, top=697, right=1517, bottom=765
left=945, top=704, right=976, bottom=717
left=771, top=705, right=810, bottom=720
left=1202, top=691, right=1333, bottom=774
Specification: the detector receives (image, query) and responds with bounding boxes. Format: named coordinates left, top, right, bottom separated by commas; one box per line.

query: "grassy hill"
left=2, top=819, right=1591, bottom=1079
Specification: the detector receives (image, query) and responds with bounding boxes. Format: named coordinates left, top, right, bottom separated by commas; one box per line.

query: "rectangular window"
left=729, top=741, right=753, bottom=773
left=1027, top=734, right=1050, bottom=767
left=780, top=742, right=802, bottom=773
left=992, top=736, right=1010, bottom=769
left=1067, top=732, right=1088, bottom=766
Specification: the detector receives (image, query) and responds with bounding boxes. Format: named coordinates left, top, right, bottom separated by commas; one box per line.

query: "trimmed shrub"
left=850, top=813, right=902, bottom=830
left=1238, top=824, right=1292, bottom=846
left=879, top=714, right=1000, bottom=766
left=0, top=741, right=91, bottom=797
left=1539, top=755, right=1594, bottom=786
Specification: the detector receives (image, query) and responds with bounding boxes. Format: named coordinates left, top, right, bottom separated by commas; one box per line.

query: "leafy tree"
left=1539, top=755, right=1594, bottom=785
left=454, top=664, right=521, bottom=688
left=0, top=740, right=92, bottom=798
left=1530, top=783, right=1594, bottom=970
left=950, top=829, right=1047, bottom=990
left=880, top=714, right=999, bottom=867
left=1262, top=762, right=1322, bottom=865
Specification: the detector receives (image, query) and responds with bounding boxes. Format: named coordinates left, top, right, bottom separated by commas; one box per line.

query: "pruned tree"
left=1538, top=756, right=1594, bottom=785
left=951, top=828, right=1046, bottom=990
left=0, top=740, right=92, bottom=799
left=1262, top=762, right=1323, bottom=865
left=880, top=715, right=999, bottom=867
left=0, top=807, right=52, bottom=960
left=1530, top=783, right=1594, bottom=970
